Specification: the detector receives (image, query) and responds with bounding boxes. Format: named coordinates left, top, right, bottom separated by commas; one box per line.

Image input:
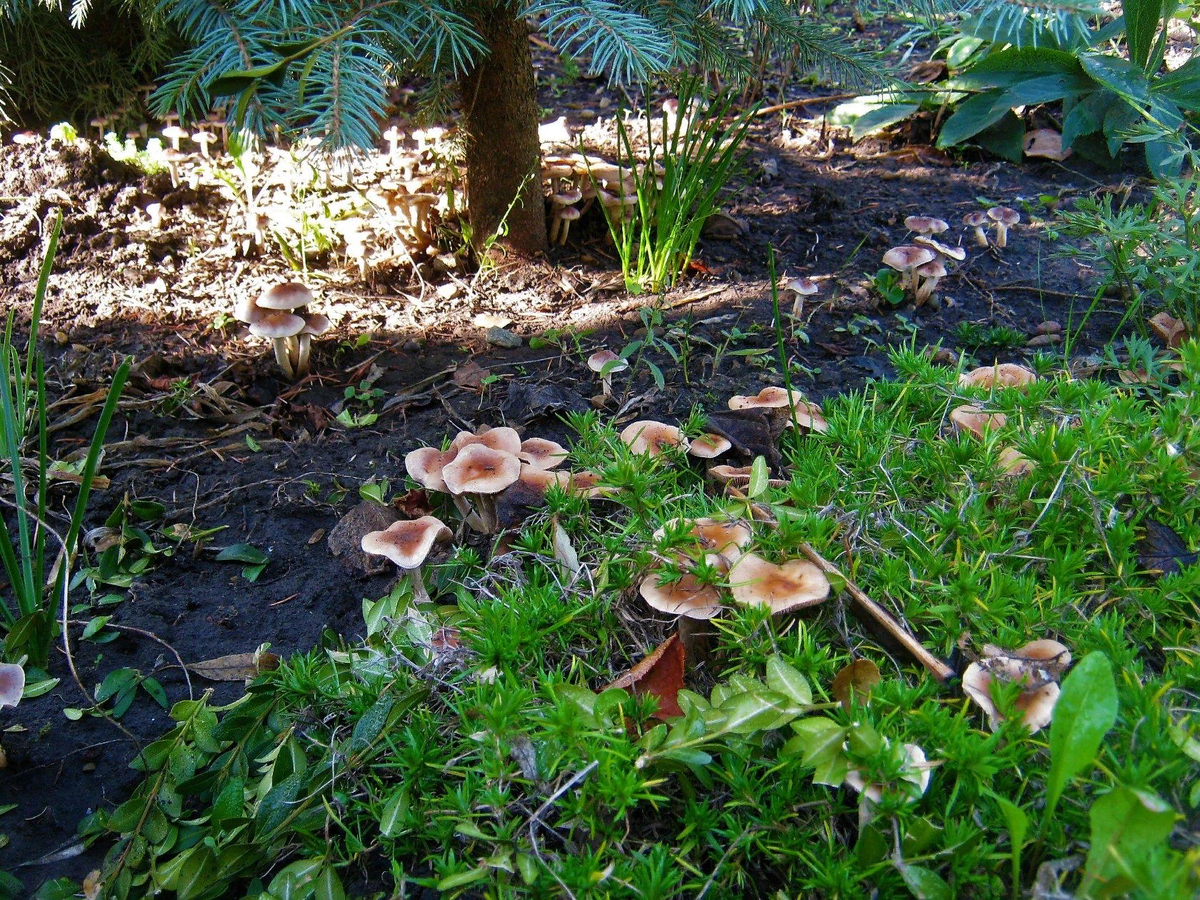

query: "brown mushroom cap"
left=449, top=426, right=523, bottom=457
left=258, top=282, right=314, bottom=310
left=882, top=245, right=936, bottom=272
left=587, top=349, right=628, bottom=374
left=518, top=437, right=569, bottom=470
left=786, top=399, right=830, bottom=434
left=300, top=312, right=332, bottom=336
left=442, top=443, right=522, bottom=495
left=687, top=432, right=733, bottom=459
left=845, top=741, right=931, bottom=805
left=405, top=446, right=459, bottom=492
left=360, top=515, right=451, bottom=570
left=785, top=277, right=820, bottom=296
left=728, top=386, right=800, bottom=412
left=962, top=663, right=1060, bottom=734
left=949, top=405, right=1007, bottom=440
left=728, top=552, right=830, bottom=614
left=246, top=307, right=305, bottom=339
left=987, top=206, right=1020, bottom=227
left=620, top=420, right=689, bottom=456
left=996, top=446, right=1035, bottom=477
left=639, top=554, right=727, bottom=620
left=962, top=639, right=1071, bottom=733
left=958, top=363, right=1037, bottom=390
left=904, top=215, right=949, bottom=235
left=914, top=235, right=967, bottom=262
left=654, top=516, right=753, bottom=566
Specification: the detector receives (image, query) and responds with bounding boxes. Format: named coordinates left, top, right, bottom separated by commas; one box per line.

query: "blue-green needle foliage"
left=145, top=0, right=877, bottom=148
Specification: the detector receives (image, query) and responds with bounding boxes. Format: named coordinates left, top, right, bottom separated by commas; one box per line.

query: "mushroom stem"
left=407, top=568, right=431, bottom=603
left=993, top=222, right=1009, bottom=249
left=272, top=337, right=295, bottom=379
left=296, top=333, right=312, bottom=377
left=798, top=542, right=955, bottom=682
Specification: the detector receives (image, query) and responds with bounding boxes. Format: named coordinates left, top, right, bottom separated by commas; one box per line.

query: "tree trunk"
left=460, top=5, right=546, bottom=258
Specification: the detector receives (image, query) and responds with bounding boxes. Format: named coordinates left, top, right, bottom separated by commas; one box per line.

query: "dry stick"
left=753, top=92, right=858, bottom=117
left=67, top=619, right=193, bottom=700
left=798, top=541, right=955, bottom=683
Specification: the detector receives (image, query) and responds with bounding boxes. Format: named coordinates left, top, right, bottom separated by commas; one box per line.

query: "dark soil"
left=0, top=26, right=1139, bottom=893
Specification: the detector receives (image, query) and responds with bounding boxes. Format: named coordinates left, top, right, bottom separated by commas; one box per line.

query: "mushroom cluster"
left=639, top=515, right=831, bottom=622
left=541, top=151, right=660, bottom=245
left=963, top=206, right=1020, bottom=249
left=954, top=363, right=1037, bottom=475
left=962, top=639, right=1071, bottom=733
left=405, top=426, right=601, bottom=534
left=235, top=281, right=331, bottom=379
left=883, top=214, right=971, bottom=307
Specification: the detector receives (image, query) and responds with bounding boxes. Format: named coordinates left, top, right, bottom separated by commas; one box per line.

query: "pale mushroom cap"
left=442, top=443, right=522, bottom=495
left=518, top=437, right=569, bottom=470
left=727, top=386, right=801, bottom=412
left=949, top=405, right=1007, bottom=440
left=300, top=312, right=332, bottom=336
left=247, top=307, right=305, bottom=339
left=914, top=235, right=967, bottom=262
left=784, top=399, right=829, bottom=434
left=786, top=277, right=820, bottom=296
left=958, top=363, right=1037, bottom=390
left=905, top=215, right=949, bottom=235
left=449, top=426, right=523, bottom=457
left=258, top=281, right=314, bottom=310
left=405, top=446, right=459, bottom=492
left=654, top=517, right=753, bottom=565
left=639, top=555, right=727, bottom=620
left=728, top=552, right=830, bottom=614
left=360, top=515, right=451, bottom=570
left=1014, top=639, right=1072, bottom=676
left=0, top=662, right=25, bottom=709
left=987, top=206, right=1020, bottom=226
left=915, top=259, right=947, bottom=279
left=687, top=432, right=733, bottom=459
left=558, top=206, right=581, bottom=222
left=963, top=211, right=989, bottom=227
left=845, top=741, right=931, bottom=804
left=882, top=245, right=936, bottom=271
left=552, top=187, right=583, bottom=206
left=620, top=420, right=689, bottom=456
left=588, top=349, right=628, bottom=374
left=996, top=446, right=1035, bottom=477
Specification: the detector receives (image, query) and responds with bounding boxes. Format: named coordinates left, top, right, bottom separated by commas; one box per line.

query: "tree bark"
left=460, top=4, right=546, bottom=258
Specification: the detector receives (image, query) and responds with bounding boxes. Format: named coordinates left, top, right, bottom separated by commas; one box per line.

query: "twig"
left=753, top=92, right=857, bottom=117
left=798, top=542, right=955, bottom=682
left=67, top=619, right=193, bottom=700
left=525, top=760, right=599, bottom=900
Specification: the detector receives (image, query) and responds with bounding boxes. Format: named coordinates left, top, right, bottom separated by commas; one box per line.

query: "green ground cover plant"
left=76, top=336, right=1200, bottom=898
left=0, top=213, right=129, bottom=669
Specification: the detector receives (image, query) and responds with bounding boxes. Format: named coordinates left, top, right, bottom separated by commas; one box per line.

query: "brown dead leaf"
left=1149, top=312, right=1189, bottom=349
left=392, top=489, right=434, bottom=519
left=1137, top=516, right=1199, bottom=576
left=188, top=650, right=280, bottom=682
left=832, top=658, right=881, bottom=710
left=452, top=359, right=491, bottom=392
left=603, top=633, right=686, bottom=720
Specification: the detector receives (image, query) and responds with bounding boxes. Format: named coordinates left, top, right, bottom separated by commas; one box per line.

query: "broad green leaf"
left=1154, top=55, right=1200, bottom=110
left=788, top=717, right=847, bottom=767
left=766, top=656, right=813, bottom=708
left=993, top=74, right=1092, bottom=111
left=849, top=103, right=922, bottom=140
left=951, top=48, right=1087, bottom=89
left=895, top=862, right=953, bottom=900
left=255, top=771, right=305, bottom=836
left=1079, top=786, right=1177, bottom=898
left=214, top=543, right=268, bottom=564
left=174, top=845, right=219, bottom=900
left=437, top=866, right=489, bottom=890
left=718, top=690, right=789, bottom=734
left=212, top=777, right=246, bottom=826
left=1121, top=0, right=1167, bottom=69
left=350, top=698, right=394, bottom=752
left=1046, top=652, right=1118, bottom=820
left=1080, top=53, right=1151, bottom=108
left=937, top=90, right=1011, bottom=148
left=380, top=787, right=409, bottom=838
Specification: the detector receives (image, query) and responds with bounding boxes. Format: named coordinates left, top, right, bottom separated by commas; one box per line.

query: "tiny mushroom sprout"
left=360, top=515, right=452, bottom=603
left=728, top=552, right=830, bottom=614
left=882, top=245, right=936, bottom=300
left=962, top=639, right=1071, bottom=733
left=161, top=124, right=188, bottom=153
left=904, top=215, right=949, bottom=236
left=963, top=211, right=990, bottom=247
left=620, top=420, right=689, bottom=457
left=949, top=405, right=1007, bottom=440
left=959, top=362, right=1037, bottom=390
left=986, top=206, right=1020, bottom=249
left=441, top=443, right=522, bottom=533
left=587, top=349, right=628, bottom=400
left=191, top=129, right=218, bottom=160
left=639, top=553, right=728, bottom=620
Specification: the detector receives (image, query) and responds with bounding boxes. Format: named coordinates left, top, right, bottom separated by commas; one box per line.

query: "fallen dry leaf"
left=1137, top=517, right=1199, bottom=576
left=187, top=650, right=280, bottom=682
left=603, top=633, right=686, bottom=720
left=1149, top=311, right=1188, bottom=349
left=832, top=658, right=881, bottom=709
left=452, top=359, right=491, bottom=391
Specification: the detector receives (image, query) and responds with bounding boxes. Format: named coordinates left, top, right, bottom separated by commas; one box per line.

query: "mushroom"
left=405, top=446, right=459, bottom=493
left=785, top=277, right=820, bottom=318
left=360, top=516, right=452, bottom=603
left=161, top=124, right=188, bottom=153
left=250, top=282, right=317, bottom=378
left=958, top=363, right=1037, bottom=391
left=0, top=662, right=24, bottom=710
left=882, top=245, right=936, bottom=298
left=986, top=206, right=1020, bottom=249
left=655, top=517, right=753, bottom=566
left=914, top=257, right=947, bottom=306
left=913, top=235, right=967, bottom=264
left=727, top=552, right=830, bottom=614
left=191, top=130, right=218, bottom=160
left=554, top=205, right=581, bottom=245
left=449, top=426, right=523, bottom=458
left=587, top=349, right=628, bottom=400
left=963, top=211, right=990, bottom=247
left=549, top=187, right=583, bottom=245
left=949, top=405, right=1007, bottom=440
left=686, top=433, right=732, bottom=460
left=383, top=124, right=404, bottom=157
left=639, top=553, right=728, bottom=620
left=620, top=420, right=689, bottom=457
left=728, top=387, right=828, bottom=433
left=904, top=215, right=949, bottom=236
left=844, top=741, right=932, bottom=806
left=518, top=437, right=569, bottom=470
left=246, top=307, right=306, bottom=379
left=961, top=639, right=1071, bottom=733
left=295, top=312, right=331, bottom=377
left=1023, top=128, right=1070, bottom=161
left=441, top=443, right=522, bottom=533
left=996, top=446, right=1035, bottom=477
